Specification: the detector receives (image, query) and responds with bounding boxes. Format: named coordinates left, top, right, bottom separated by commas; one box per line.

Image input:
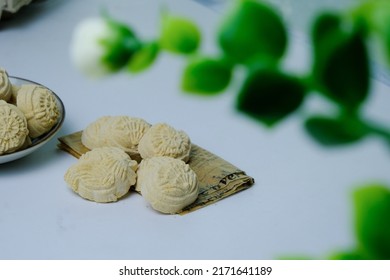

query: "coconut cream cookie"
left=64, top=147, right=138, bottom=203
left=0, top=100, right=29, bottom=155
left=81, top=116, right=151, bottom=157
left=136, top=156, right=199, bottom=214
left=81, top=116, right=112, bottom=149
left=16, top=84, right=60, bottom=138
left=0, top=68, right=12, bottom=102
left=9, top=85, right=21, bottom=105
left=138, top=123, right=191, bottom=162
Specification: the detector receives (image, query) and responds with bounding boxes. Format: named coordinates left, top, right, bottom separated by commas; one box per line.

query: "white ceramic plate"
left=0, top=76, right=65, bottom=164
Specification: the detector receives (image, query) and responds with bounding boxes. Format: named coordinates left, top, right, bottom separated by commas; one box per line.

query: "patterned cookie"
left=8, top=85, right=21, bottom=105
left=136, top=156, right=199, bottom=214
left=81, top=116, right=112, bottom=149
left=81, top=116, right=151, bottom=158
left=0, top=68, right=12, bottom=102
left=138, top=123, right=191, bottom=162
left=0, top=100, right=29, bottom=155
left=16, top=84, right=60, bottom=138
left=64, top=147, right=138, bottom=203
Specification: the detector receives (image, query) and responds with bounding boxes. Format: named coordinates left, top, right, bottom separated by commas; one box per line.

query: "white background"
left=1, top=0, right=390, bottom=260
left=2, top=260, right=390, bottom=279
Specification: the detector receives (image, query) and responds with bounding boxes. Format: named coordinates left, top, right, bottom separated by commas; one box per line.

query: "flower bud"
left=70, top=17, right=140, bottom=77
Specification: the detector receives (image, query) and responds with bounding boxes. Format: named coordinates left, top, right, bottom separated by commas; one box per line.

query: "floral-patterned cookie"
left=81, top=116, right=151, bottom=158
left=16, top=84, right=60, bottom=138
left=136, top=156, right=198, bottom=214
left=138, top=123, right=191, bottom=162
left=64, top=147, right=138, bottom=203
left=0, top=68, right=12, bottom=102
left=0, top=100, right=29, bottom=155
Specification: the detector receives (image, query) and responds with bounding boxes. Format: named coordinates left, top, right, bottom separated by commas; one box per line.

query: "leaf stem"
left=360, top=117, right=390, bottom=145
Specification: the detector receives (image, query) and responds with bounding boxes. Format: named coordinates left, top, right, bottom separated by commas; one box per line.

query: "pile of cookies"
left=0, top=68, right=61, bottom=155
left=64, top=116, right=199, bottom=214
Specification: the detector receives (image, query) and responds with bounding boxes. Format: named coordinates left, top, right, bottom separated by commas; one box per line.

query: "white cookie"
left=16, top=84, right=60, bottom=138
left=0, top=68, right=12, bottom=102
left=138, top=123, right=191, bottom=162
left=0, top=100, right=29, bottom=155
left=136, top=156, right=199, bottom=214
left=64, top=147, right=138, bottom=203
left=81, top=116, right=151, bottom=158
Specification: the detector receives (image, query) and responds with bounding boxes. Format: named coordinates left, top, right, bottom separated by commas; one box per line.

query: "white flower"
left=70, top=17, right=140, bottom=78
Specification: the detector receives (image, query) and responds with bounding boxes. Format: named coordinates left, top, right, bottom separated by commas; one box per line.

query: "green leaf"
left=181, top=57, right=232, bottom=95
left=352, top=0, right=390, bottom=64
left=100, top=18, right=141, bottom=71
left=236, top=68, right=306, bottom=126
left=160, top=14, right=201, bottom=54
left=385, top=29, right=390, bottom=64
left=354, top=184, right=390, bottom=259
left=311, top=13, right=342, bottom=52
left=304, top=115, right=368, bottom=146
left=218, top=0, right=287, bottom=64
left=127, top=42, right=159, bottom=73
left=311, top=13, right=370, bottom=109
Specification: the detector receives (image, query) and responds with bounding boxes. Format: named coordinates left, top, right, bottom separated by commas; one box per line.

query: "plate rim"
left=0, top=76, right=65, bottom=163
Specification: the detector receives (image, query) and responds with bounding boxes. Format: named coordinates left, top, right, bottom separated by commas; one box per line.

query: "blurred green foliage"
left=282, top=184, right=390, bottom=260
left=76, top=0, right=390, bottom=261
left=181, top=56, right=232, bottom=94
left=96, top=0, right=390, bottom=149
left=311, top=12, right=370, bottom=111
left=236, top=68, right=306, bottom=126
left=353, top=184, right=390, bottom=259
left=217, top=0, right=287, bottom=64
left=333, top=184, right=390, bottom=260
left=159, top=13, right=201, bottom=54
left=127, top=41, right=159, bottom=73
left=100, top=18, right=141, bottom=72
left=304, top=115, right=369, bottom=146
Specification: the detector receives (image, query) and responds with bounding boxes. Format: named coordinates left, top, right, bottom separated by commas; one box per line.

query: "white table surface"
left=1, top=0, right=390, bottom=260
